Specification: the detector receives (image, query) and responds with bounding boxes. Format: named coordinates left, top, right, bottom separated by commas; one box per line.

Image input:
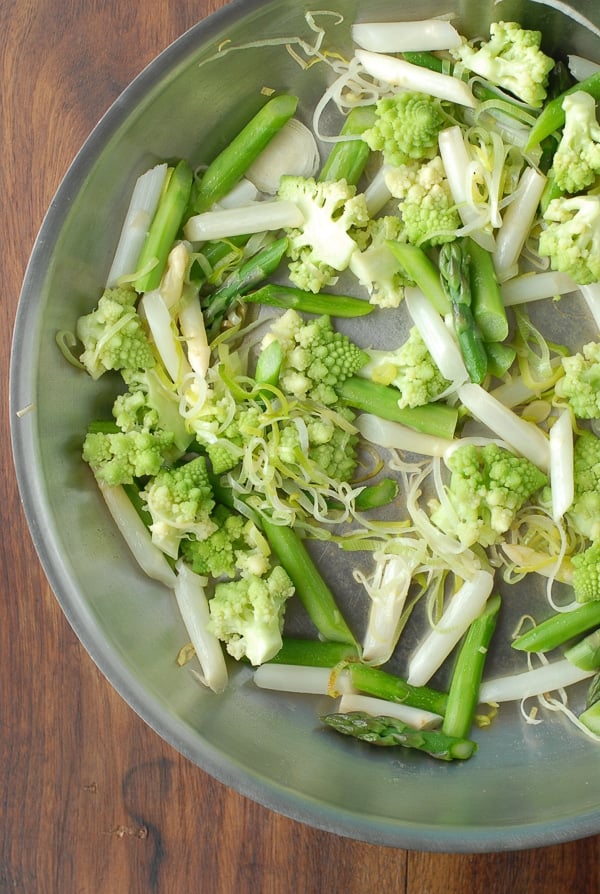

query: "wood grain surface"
left=2, top=1, right=599, bottom=891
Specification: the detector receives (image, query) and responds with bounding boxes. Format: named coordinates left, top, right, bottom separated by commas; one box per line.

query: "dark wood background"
left=2, top=1, right=599, bottom=890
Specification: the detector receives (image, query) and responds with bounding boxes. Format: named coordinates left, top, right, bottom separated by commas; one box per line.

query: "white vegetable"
left=253, top=663, right=353, bottom=695
left=173, top=561, right=228, bottom=694
left=457, top=383, right=550, bottom=472
left=352, top=19, right=462, bottom=53
left=159, top=242, right=188, bottom=310
left=355, top=49, right=477, bottom=108
left=568, top=54, right=600, bottom=81
left=500, top=271, right=577, bottom=306
left=216, top=177, right=260, bottom=208
left=356, top=414, right=455, bottom=457
left=580, top=282, right=600, bottom=332
left=95, top=479, right=176, bottom=589
left=141, top=289, right=192, bottom=384
left=407, top=569, right=495, bottom=687
left=106, top=163, right=168, bottom=287
left=245, top=119, right=320, bottom=194
left=479, top=659, right=594, bottom=704
left=337, top=693, right=443, bottom=730
left=493, top=167, right=547, bottom=283
left=438, top=126, right=496, bottom=251
left=550, top=409, right=574, bottom=522
left=178, top=290, right=211, bottom=377
left=405, top=286, right=468, bottom=385
left=364, top=164, right=392, bottom=216
left=183, top=200, right=303, bottom=241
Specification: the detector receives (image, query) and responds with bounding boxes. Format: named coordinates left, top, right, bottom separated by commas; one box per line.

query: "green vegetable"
left=512, top=601, right=600, bottom=653
left=354, top=477, right=398, bottom=511
left=384, top=241, right=450, bottom=314
left=402, top=51, right=444, bottom=74
left=430, top=442, right=548, bottom=548
left=261, top=518, right=356, bottom=646
left=114, top=366, right=193, bottom=454
left=526, top=69, right=600, bottom=150
left=193, top=94, right=298, bottom=213
left=566, top=431, right=600, bottom=542
left=551, top=91, right=600, bottom=195
left=82, top=428, right=176, bottom=487
left=361, top=327, right=451, bottom=409
left=318, top=105, right=375, bottom=185
left=385, top=157, right=461, bottom=248
left=180, top=504, right=268, bottom=579
left=347, top=664, right=448, bottom=716
left=442, top=594, right=501, bottom=740
left=208, top=564, right=295, bottom=665
left=320, top=711, right=477, bottom=761
left=76, top=286, right=155, bottom=380
left=555, top=342, right=600, bottom=419
left=336, top=376, right=458, bottom=440
left=539, top=194, right=600, bottom=286
left=244, top=283, right=373, bottom=317
left=134, top=160, right=193, bottom=292
left=579, top=674, right=600, bottom=734
left=572, top=543, right=600, bottom=603
left=465, top=237, right=508, bottom=343
left=277, top=175, right=369, bottom=293
left=362, top=91, right=447, bottom=167
left=439, top=240, right=488, bottom=385
left=565, top=628, right=600, bottom=671
left=267, top=638, right=359, bottom=666
left=348, top=216, right=412, bottom=308
left=450, top=21, right=555, bottom=108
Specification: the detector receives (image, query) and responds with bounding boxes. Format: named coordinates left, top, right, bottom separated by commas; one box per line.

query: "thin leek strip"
left=173, top=561, right=228, bottom=694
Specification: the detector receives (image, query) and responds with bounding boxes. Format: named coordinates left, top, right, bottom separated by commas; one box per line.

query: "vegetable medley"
left=60, top=12, right=600, bottom=761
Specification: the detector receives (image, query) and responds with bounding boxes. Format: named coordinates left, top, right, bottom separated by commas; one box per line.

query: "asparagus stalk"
left=353, top=477, right=398, bottom=510
left=193, top=94, right=299, bottom=213
left=336, top=376, right=458, bottom=440
left=244, top=283, right=373, bottom=317
left=134, top=160, right=194, bottom=293
left=512, top=602, right=600, bottom=654
left=525, top=70, right=600, bottom=150
left=385, top=241, right=450, bottom=315
left=465, top=237, right=509, bottom=343
left=579, top=674, right=600, bottom=735
left=442, top=594, right=501, bottom=740
left=347, top=664, right=448, bottom=716
left=439, top=240, right=488, bottom=385
left=565, top=629, right=600, bottom=672
left=318, top=105, right=375, bottom=185
left=267, top=639, right=359, bottom=666
left=320, top=711, right=477, bottom=760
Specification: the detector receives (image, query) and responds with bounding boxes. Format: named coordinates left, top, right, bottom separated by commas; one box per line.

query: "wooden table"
left=2, top=1, right=599, bottom=890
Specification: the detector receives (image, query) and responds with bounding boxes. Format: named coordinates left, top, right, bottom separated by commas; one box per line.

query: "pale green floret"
left=430, top=443, right=548, bottom=548
left=571, top=542, right=600, bottom=603
left=362, top=91, right=447, bottom=167
left=385, top=157, right=461, bottom=247
left=348, top=216, right=411, bottom=308
left=552, top=92, right=600, bottom=195
left=538, top=195, right=600, bottom=286
left=566, top=431, right=600, bottom=542
left=76, top=286, right=155, bottom=380
left=180, top=504, right=269, bottom=580
left=362, top=326, right=451, bottom=409
left=278, top=410, right=359, bottom=483
left=555, top=342, right=600, bottom=419
left=142, top=456, right=216, bottom=558
left=450, top=21, right=555, bottom=108
left=208, top=565, right=295, bottom=665
left=82, top=429, right=175, bottom=486
left=277, top=175, right=370, bottom=292
left=114, top=367, right=193, bottom=454
left=204, top=406, right=263, bottom=474
left=262, top=310, right=369, bottom=405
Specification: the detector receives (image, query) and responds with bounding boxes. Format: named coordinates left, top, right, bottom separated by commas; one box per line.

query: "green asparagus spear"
left=134, top=159, right=193, bottom=292
left=579, top=674, right=600, bottom=734
left=439, top=240, right=488, bottom=384
left=320, top=711, right=477, bottom=761
left=354, top=478, right=398, bottom=511
left=465, top=237, right=509, bottom=343
left=485, top=341, right=516, bottom=378
left=254, top=338, right=283, bottom=389
left=336, top=376, right=458, bottom=440
left=244, top=283, right=373, bottom=317
left=565, top=629, right=600, bottom=672
left=442, top=594, right=501, bottom=740
left=385, top=241, right=450, bottom=315
left=347, top=664, right=448, bottom=716
left=318, top=105, right=376, bottom=185
left=525, top=69, right=600, bottom=150
left=512, top=601, right=600, bottom=653
left=268, top=638, right=359, bottom=666
left=193, top=94, right=299, bottom=213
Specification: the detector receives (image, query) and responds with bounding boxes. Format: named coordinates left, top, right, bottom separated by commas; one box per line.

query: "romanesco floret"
left=277, top=175, right=370, bottom=292
left=538, top=195, right=600, bottom=285
left=385, top=157, right=461, bottom=247
left=552, top=91, right=600, bottom=195
left=204, top=406, right=263, bottom=474
left=180, top=504, right=270, bottom=579
left=278, top=409, right=359, bottom=483
left=450, top=21, right=555, bottom=108
left=142, top=456, right=216, bottom=558
left=362, top=91, right=447, bottom=167
left=113, top=367, right=193, bottom=453
left=261, top=310, right=369, bottom=405
left=348, top=216, right=412, bottom=308
left=362, top=327, right=451, bottom=409
left=566, top=431, right=600, bottom=542
left=207, top=564, right=295, bottom=665
left=430, top=442, right=548, bottom=547
left=82, top=429, right=175, bottom=486
left=555, top=342, right=600, bottom=419
left=76, top=286, right=155, bottom=380
left=571, top=542, right=600, bottom=603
